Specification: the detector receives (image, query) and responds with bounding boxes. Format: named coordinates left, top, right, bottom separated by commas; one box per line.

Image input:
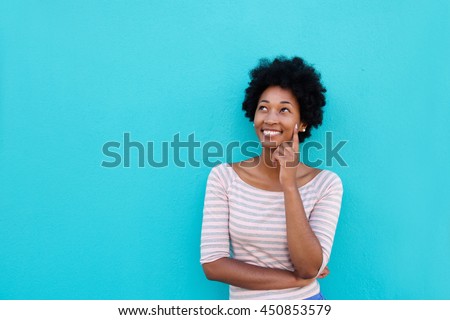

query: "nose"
left=263, top=110, right=279, bottom=125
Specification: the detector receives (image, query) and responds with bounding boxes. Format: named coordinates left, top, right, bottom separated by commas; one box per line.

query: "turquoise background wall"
left=1, top=0, right=449, bottom=299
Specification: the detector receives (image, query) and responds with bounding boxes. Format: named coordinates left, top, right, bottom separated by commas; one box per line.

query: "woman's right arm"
left=202, top=257, right=314, bottom=290
left=200, top=165, right=314, bottom=290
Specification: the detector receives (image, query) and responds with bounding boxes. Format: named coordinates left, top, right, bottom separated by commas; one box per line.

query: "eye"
left=280, top=107, right=290, bottom=113
left=258, top=105, right=268, bottom=111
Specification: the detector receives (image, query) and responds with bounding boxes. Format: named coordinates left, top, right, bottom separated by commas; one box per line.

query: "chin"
left=258, top=132, right=289, bottom=148
left=260, top=139, right=280, bottom=148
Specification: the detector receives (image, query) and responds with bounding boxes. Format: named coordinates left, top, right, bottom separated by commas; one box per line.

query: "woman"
left=200, top=56, right=343, bottom=300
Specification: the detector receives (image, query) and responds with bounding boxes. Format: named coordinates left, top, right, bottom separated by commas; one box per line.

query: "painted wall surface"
left=1, top=1, right=449, bottom=299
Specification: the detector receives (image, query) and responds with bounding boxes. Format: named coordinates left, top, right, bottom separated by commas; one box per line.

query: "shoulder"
left=320, top=169, right=343, bottom=186
left=209, top=162, right=233, bottom=176
left=313, top=169, right=343, bottom=196
left=207, top=163, right=235, bottom=187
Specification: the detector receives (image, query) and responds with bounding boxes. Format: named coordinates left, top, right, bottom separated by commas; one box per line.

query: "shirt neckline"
left=227, top=163, right=325, bottom=193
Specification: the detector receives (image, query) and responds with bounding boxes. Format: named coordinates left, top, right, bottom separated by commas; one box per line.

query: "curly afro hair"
left=242, top=56, right=326, bottom=143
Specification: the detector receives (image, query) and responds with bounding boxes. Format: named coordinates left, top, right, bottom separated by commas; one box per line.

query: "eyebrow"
left=260, top=99, right=293, bottom=105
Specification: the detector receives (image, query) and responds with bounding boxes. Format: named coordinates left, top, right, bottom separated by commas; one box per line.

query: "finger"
left=278, top=143, right=285, bottom=156
left=281, top=141, right=293, bottom=149
left=271, top=149, right=280, bottom=166
left=293, top=123, right=299, bottom=153
left=272, top=149, right=287, bottom=167
left=281, top=140, right=298, bottom=167
left=283, top=148, right=296, bottom=164
left=317, top=270, right=327, bottom=278
left=317, top=270, right=329, bottom=279
left=280, top=141, right=295, bottom=157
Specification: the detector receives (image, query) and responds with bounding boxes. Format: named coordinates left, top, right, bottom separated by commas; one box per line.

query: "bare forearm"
left=202, top=257, right=314, bottom=290
left=283, top=186, right=323, bottom=277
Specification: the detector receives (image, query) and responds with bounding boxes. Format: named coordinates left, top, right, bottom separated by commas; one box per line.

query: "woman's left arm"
left=273, top=126, right=343, bottom=279
left=283, top=185, right=323, bottom=278
left=285, top=176, right=343, bottom=278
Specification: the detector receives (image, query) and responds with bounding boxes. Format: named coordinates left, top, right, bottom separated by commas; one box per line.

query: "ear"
left=299, top=123, right=307, bottom=132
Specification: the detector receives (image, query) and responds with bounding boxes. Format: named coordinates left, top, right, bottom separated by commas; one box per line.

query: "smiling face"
left=254, top=86, right=307, bottom=148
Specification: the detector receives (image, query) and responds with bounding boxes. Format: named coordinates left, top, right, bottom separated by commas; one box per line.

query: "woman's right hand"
left=317, top=266, right=330, bottom=279
left=293, top=266, right=329, bottom=287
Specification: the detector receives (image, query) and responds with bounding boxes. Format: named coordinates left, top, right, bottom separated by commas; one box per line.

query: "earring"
left=302, top=128, right=306, bottom=132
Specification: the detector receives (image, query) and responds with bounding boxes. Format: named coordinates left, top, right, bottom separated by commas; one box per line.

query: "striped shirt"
left=200, top=163, right=343, bottom=300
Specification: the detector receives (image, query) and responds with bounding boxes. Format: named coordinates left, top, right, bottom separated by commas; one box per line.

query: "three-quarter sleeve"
left=308, top=173, right=343, bottom=276
left=200, top=165, right=231, bottom=264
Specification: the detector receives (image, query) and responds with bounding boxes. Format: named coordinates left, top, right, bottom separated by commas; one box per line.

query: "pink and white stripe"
left=200, top=163, right=343, bottom=300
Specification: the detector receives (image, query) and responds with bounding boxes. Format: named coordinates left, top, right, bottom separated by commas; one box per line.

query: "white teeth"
left=263, top=130, right=281, bottom=136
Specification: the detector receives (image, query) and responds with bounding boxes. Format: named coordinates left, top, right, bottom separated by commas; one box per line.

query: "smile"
left=262, top=130, right=282, bottom=137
